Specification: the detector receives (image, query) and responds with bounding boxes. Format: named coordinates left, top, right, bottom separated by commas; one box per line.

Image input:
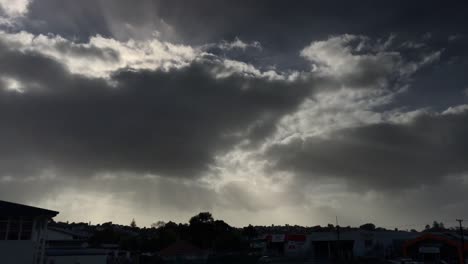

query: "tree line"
left=89, top=212, right=257, bottom=252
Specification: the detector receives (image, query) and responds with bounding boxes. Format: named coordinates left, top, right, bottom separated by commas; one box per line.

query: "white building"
left=307, top=230, right=419, bottom=259
left=0, top=200, right=59, bottom=264
left=253, top=230, right=419, bottom=260
left=45, top=248, right=108, bottom=264
left=45, top=225, right=110, bottom=264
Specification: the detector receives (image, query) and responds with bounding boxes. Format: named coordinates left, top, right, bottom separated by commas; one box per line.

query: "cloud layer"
left=1, top=0, right=468, bottom=228
left=0, top=38, right=310, bottom=179
left=267, top=108, right=468, bottom=191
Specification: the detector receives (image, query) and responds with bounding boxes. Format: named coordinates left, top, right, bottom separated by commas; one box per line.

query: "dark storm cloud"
left=267, top=110, right=468, bottom=191
left=394, top=35, right=468, bottom=111
left=24, top=0, right=172, bottom=41
left=17, top=0, right=468, bottom=74
left=81, top=176, right=220, bottom=212
left=0, top=177, right=64, bottom=205
left=22, top=0, right=468, bottom=43
left=0, top=42, right=311, bottom=179
left=2, top=0, right=468, bottom=226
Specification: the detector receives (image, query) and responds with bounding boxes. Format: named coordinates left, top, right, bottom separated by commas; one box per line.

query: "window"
left=0, top=217, right=8, bottom=240
left=0, top=217, right=35, bottom=240
left=20, top=218, right=33, bottom=240
left=7, top=217, right=20, bottom=240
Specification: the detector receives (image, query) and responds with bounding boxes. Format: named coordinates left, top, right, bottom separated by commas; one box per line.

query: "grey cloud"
left=2, top=0, right=468, bottom=226
left=52, top=41, right=120, bottom=62
left=94, top=176, right=219, bottom=212
left=0, top=42, right=311, bottom=179
left=0, top=175, right=219, bottom=224
left=20, top=1, right=468, bottom=45
left=0, top=178, right=63, bottom=205
left=267, top=110, right=468, bottom=191
left=217, top=181, right=282, bottom=212
left=23, top=0, right=175, bottom=42
left=17, top=1, right=467, bottom=85
left=300, top=35, right=441, bottom=92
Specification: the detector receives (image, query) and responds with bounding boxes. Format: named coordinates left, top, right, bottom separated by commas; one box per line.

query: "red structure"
left=403, top=233, right=468, bottom=264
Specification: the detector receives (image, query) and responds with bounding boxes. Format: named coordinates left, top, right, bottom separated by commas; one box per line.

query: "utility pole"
left=457, top=219, right=465, bottom=264
left=336, top=216, right=341, bottom=260
left=336, top=216, right=340, bottom=241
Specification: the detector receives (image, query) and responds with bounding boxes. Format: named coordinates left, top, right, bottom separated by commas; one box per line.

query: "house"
left=255, top=229, right=418, bottom=260
left=249, top=236, right=268, bottom=255
left=45, top=248, right=109, bottom=264
left=0, top=200, right=59, bottom=264
left=284, top=234, right=308, bottom=257
left=261, top=234, right=308, bottom=257
left=46, top=226, right=91, bottom=249
left=307, top=230, right=419, bottom=260
left=403, top=233, right=468, bottom=264
left=45, top=224, right=136, bottom=264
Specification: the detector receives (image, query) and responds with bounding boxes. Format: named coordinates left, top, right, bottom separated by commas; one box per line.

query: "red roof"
left=403, top=233, right=468, bottom=264
left=403, top=233, right=468, bottom=251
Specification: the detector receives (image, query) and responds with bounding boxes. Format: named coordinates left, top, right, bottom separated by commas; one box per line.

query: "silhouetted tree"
left=89, top=227, right=120, bottom=245
left=189, top=212, right=216, bottom=249
left=130, top=218, right=137, bottom=228
left=428, top=221, right=445, bottom=231
left=158, top=226, right=178, bottom=249
left=165, top=221, right=179, bottom=230
left=151, top=221, right=166, bottom=229
left=359, top=223, right=376, bottom=231
left=189, top=212, right=214, bottom=225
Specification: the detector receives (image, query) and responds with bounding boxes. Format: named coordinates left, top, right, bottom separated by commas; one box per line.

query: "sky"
left=1, top=0, right=468, bottom=229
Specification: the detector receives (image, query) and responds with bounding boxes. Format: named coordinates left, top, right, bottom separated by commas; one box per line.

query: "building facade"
left=403, top=233, right=468, bottom=264
left=0, top=200, right=59, bottom=264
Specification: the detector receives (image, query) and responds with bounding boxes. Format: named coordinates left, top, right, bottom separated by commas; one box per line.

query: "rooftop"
left=0, top=200, right=59, bottom=217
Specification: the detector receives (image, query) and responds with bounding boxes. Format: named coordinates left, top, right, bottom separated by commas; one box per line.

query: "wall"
left=47, top=229, right=74, bottom=241
left=0, top=240, right=36, bottom=264
left=353, top=231, right=419, bottom=257
left=284, top=240, right=308, bottom=256
left=308, top=230, right=419, bottom=258
left=46, top=255, right=107, bottom=264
